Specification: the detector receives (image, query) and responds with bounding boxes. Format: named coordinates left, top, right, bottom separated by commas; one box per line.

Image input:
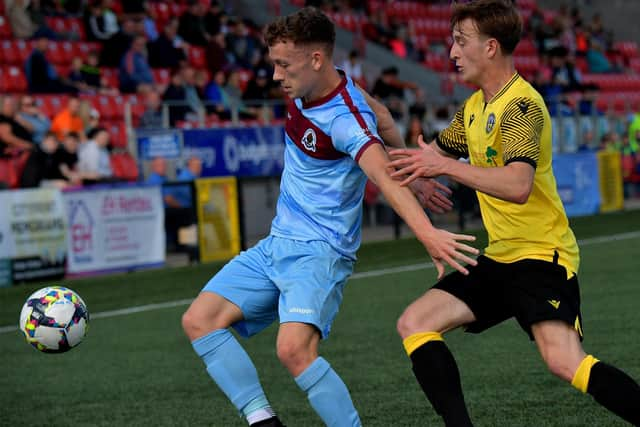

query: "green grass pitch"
left=1, top=210, right=639, bottom=426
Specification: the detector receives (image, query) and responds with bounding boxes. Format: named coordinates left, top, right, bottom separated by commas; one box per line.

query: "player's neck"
left=303, top=67, right=343, bottom=105
left=480, top=63, right=517, bottom=103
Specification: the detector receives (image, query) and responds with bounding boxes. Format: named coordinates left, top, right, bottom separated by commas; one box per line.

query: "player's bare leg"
left=533, top=320, right=640, bottom=425
left=183, top=293, right=283, bottom=426
left=397, top=289, right=476, bottom=427
left=277, top=322, right=361, bottom=427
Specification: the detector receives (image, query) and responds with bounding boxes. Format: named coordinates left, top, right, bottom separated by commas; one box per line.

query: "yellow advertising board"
left=194, top=177, right=241, bottom=262
left=597, top=151, right=624, bottom=213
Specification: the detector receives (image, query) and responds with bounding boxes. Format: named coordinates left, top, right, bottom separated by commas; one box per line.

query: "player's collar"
left=486, top=72, right=520, bottom=104
left=302, top=70, right=348, bottom=109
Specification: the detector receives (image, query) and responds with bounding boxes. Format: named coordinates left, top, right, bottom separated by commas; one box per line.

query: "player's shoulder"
left=505, top=75, right=546, bottom=109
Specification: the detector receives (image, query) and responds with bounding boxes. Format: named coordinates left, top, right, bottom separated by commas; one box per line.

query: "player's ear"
left=486, top=38, right=499, bottom=59
left=310, top=49, right=324, bottom=71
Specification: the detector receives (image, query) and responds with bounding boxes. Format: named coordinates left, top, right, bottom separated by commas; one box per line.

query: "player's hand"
left=420, top=228, right=479, bottom=280
left=408, top=177, right=453, bottom=214
left=387, top=135, right=448, bottom=185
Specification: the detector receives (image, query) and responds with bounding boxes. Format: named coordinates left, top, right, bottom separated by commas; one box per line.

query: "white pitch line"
left=2, top=230, right=640, bottom=335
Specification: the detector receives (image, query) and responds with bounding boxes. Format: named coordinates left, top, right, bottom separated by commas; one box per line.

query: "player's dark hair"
left=451, top=0, right=522, bottom=55
left=263, top=7, right=335, bottom=54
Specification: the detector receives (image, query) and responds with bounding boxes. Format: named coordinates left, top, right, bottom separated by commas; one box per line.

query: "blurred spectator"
left=146, top=156, right=194, bottom=250
left=0, top=95, right=35, bottom=155
left=182, top=66, right=203, bottom=118
left=204, top=1, right=224, bottom=36
left=20, top=132, right=67, bottom=188
left=119, top=35, right=154, bottom=94
left=79, top=51, right=118, bottom=95
left=550, top=50, right=585, bottom=92
left=8, top=0, right=59, bottom=40
left=17, top=95, right=51, bottom=145
left=371, top=66, right=416, bottom=119
left=121, top=0, right=146, bottom=20
left=77, top=127, right=113, bottom=182
left=58, top=131, right=82, bottom=185
left=140, top=90, right=164, bottom=129
left=586, top=38, right=616, bottom=73
left=85, top=0, right=118, bottom=42
left=178, top=0, right=209, bottom=47
left=225, top=69, right=256, bottom=119
left=81, top=106, right=101, bottom=136
left=430, top=105, right=452, bottom=138
left=163, top=70, right=189, bottom=126
left=202, top=69, right=231, bottom=119
left=405, top=116, right=425, bottom=148
left=629, top=112, right=640, bottom=154
left=68, top=57, right=91, bottom=93
left=225, top=18, right=258, bottom=68
left=100, top=18, right=136, bottom=67
left=25, top=37, right=78, bottom=94
left=148, top=18, right=187, bottom=69
left=205, top=32, right=230, bottom=75
left=51, top=96, right=85, bottom=141
left=340, top=50, right=365, bottom=88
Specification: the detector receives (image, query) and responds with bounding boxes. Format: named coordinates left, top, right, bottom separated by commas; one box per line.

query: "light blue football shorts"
left=202, top=235, right=355, bottom=339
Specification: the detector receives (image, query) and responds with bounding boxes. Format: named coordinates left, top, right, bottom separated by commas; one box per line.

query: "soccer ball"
left=19, top=286, right=89, bottom=353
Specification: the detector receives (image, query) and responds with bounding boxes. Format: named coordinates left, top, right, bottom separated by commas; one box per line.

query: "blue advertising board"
left=182, top=125, right=285, bottom=177
left=552, top=151, right=600, bottom=217
left=136, top=129, right=182, bottom=160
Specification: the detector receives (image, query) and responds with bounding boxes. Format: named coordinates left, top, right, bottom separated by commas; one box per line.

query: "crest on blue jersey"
left=302, top=128, right=317, bottom=152
left=485, top=113, right=496, bottom=134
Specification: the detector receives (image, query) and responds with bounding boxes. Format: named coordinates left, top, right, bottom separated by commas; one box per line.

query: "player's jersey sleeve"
left=436, top=103, right=469, bottom=158
left=500, top=97, right=544, bottom=168
left=330, top=111, right=383, bottom=162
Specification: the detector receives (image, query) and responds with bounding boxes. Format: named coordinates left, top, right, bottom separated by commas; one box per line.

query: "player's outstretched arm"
left=356, top=85, right=454, bottom=214
left=388, top=136, right=535, bottom=204
left=358, top=142, right=479, bottom=279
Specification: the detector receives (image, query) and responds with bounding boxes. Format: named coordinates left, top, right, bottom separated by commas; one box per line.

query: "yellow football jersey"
left=437, top=73, right=579, bottom=275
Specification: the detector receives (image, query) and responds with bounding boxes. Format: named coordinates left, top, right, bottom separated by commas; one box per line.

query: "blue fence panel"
left=552, top=151, right=600, bottom=217
left=182, top=125, right=285, bottom=177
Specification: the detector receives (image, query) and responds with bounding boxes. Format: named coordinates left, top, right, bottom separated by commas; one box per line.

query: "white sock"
left=246, top=408, right=275, bottom=425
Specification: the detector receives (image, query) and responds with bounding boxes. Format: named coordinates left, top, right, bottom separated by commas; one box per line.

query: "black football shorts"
left=433, top=255, right=583, bottom=340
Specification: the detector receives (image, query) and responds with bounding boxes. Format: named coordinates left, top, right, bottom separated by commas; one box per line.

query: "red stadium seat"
left=0, top=16, right=12, bottom=40
left=105, top=121, right=128, bottom=149
left=110, top=152, right=139, bottom=181
left=45, top=17, right=86, bottom=41
left=187, top=46, right=206, bottom=69
left=151, top=68, right=171, bottom=86
left=46, top=41, right=75, bottom=65
left=74, top=41, right=102, bottom=58
left=35, top=95, right=68, bottom=117
left=0, top=66, right=28, bottom=93
left=1, top=40, right=32, bottom=65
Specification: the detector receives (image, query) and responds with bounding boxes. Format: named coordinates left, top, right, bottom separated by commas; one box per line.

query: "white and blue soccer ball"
left=19, top=286, right=89, bottom=353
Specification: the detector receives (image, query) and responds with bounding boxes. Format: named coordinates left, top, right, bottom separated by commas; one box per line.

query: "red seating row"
left=44, top=17, right=86, bottom=40
left=583, top=74, right=640, bottom=92
left=110, top=151, right=139, bottom=181
left=0, top=40, right=101, bottom=65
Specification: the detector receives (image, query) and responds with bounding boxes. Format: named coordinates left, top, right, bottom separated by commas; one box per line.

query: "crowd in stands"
left=0, top=0, right=287, bottom=190
left=0, top=0, right=639, bottom=198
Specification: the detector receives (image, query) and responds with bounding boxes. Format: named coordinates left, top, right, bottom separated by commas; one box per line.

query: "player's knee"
left=397, top=308, right=424, bottom=339
left=181, top=308, right=201, bottom=340
left=181, top=307, right=226, bottom=341
left=276, top=339, right=313, bottom=373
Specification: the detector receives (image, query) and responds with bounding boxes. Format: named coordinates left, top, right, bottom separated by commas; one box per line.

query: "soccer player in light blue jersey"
left=181, top=7, right=479, bottom=427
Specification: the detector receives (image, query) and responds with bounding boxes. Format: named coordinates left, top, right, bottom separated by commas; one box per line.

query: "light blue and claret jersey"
left=437, top=73, right=580, bottom=276
left=270, top=72, right=382, bottom=260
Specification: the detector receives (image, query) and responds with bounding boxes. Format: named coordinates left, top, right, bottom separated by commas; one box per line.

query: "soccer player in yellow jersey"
left=388, top=1, right=640, bottom=425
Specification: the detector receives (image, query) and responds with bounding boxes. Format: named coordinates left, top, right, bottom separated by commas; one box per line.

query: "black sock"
left=410, top=341, right=473, bottom=427
left=587, top=362, right=640, bottom=425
